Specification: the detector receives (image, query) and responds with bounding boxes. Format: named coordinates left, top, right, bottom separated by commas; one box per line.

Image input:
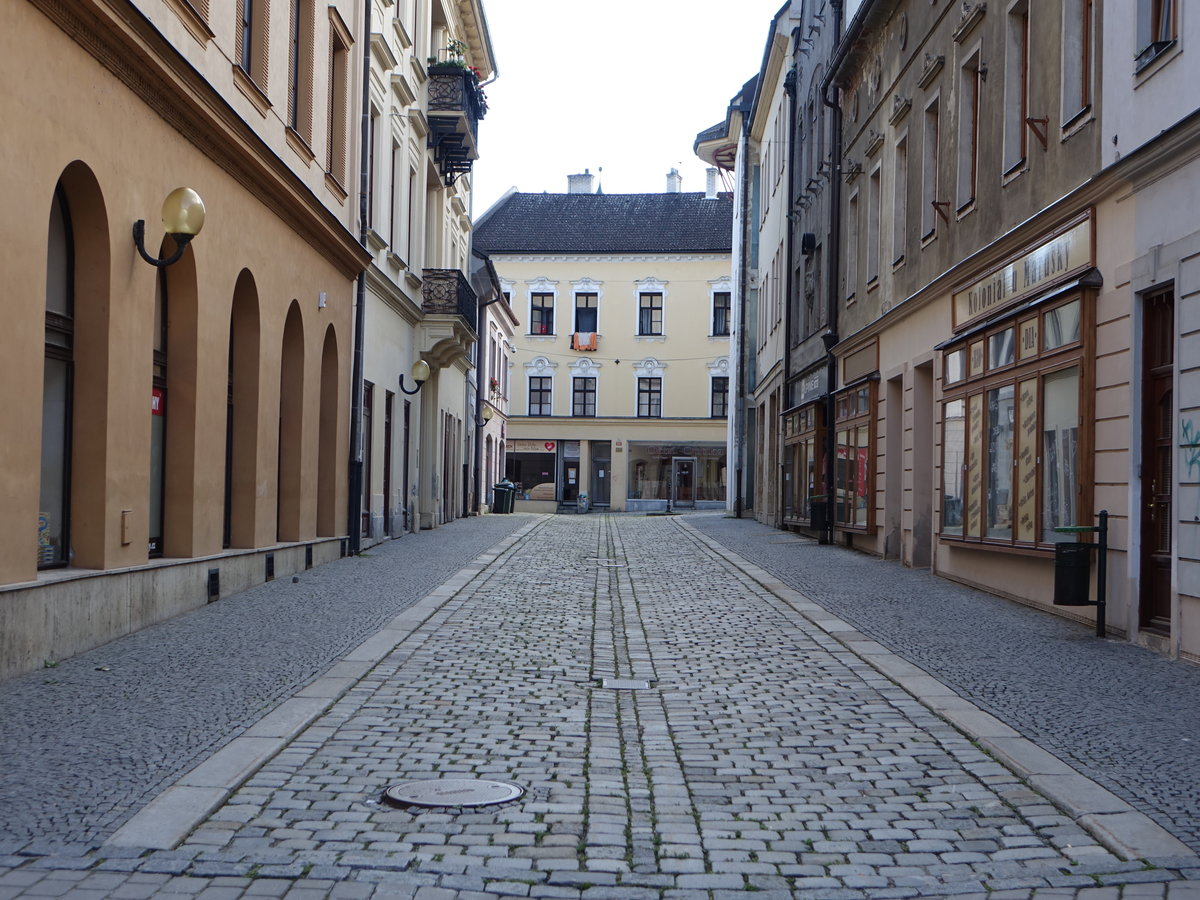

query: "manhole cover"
left=383, top=778, right=524, bottom=809
left=601, top=678, right=652, bottom=690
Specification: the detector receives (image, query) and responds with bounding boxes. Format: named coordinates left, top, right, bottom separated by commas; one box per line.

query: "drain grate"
left=601, top=677, right=652, bottom=690
left=382, top=778, right=524, bottom=809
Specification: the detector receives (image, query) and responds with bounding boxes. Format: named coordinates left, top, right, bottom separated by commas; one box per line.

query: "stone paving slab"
left=2, top=514, right=1198, bottom=898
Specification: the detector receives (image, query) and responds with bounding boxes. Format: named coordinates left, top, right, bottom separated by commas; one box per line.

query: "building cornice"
left=483, top=253, right=731, bottom=265
left=35, top=0, right=370, bottom=280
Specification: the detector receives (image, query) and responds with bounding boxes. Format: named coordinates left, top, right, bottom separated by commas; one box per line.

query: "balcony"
left=426, top=65, right=487, bottom=185
left=418, top=268, right=477, bottom=368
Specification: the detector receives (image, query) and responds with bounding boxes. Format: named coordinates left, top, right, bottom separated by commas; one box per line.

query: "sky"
left=470, top=0, right=792, bottom=216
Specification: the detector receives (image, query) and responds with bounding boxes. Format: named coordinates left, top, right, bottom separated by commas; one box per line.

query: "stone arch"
left=316, top=324, right=340, bottom=536
left=276, top=300, right=305, bottom=542
left=44, top=161, right=110, bottom=570
left=225, top=269, right=261, bottom=549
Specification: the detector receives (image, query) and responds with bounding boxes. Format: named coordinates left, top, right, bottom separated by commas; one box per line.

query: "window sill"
left=956, top=198, right=976, bottom=220
left=635, top=334, right=666, bottom=342
left=325, top=172, right=348, bottom=203
left=1135, top=39, right=1179, bottom=79
left=286, top=127, right=316, bottom=166
left=1060, top=106, right=1093, bottom=140
left=920, top=229, right=937, bottom=250
left=937, top=535, right=1057, bottom=558
left=866, top=277, right=880, bottom=293
left=1002, top=160, right=1027, bottom=186
left=366, top=228, right=388, bottom=253
left=164, top=0, right=214, bottom=45
left=232, top=65, right=271, bottom=118
left=526, top=333, right=557, bottom=339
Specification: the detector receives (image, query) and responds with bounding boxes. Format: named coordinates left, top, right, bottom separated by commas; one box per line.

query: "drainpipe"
left=473, top=284, right=503, bottom=515
left=778, top=64, right=798, bottom=528
left=820, top=0, right=846, bottom=546
left=347, top=0, right=372, bottom=555
left=734, top=96, right=754, bottom=519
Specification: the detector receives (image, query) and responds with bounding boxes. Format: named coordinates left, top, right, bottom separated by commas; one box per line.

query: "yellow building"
left=1, top=0, right=367, bottom=678
left=474, top=172, right=733, bottom=512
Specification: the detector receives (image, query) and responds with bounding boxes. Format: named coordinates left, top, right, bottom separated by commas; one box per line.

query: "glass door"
left=672, top=457, right=697, bottom=509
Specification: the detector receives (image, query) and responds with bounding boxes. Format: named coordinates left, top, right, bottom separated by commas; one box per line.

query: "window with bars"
left=530, top=293, right=554, bottom=335
left=637, top=377, right=662, bottom=417
left=638, top=293, right=663, bottom=336
left=572, top=377, right=596, bottom=417
left=528, top=376, right=552, bottom=415
left=710, top=377, right=729, bottom=418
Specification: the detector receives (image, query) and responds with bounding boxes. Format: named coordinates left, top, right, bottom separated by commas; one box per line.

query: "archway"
left=225, top=269, right=261, bottom=549
left=277, top=301, right=305, bottom=542
left=316, top=325, right=339, bottom=536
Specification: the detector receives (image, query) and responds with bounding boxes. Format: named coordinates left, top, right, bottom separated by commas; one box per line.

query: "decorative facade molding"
left=633, top=357, right=667, bottom=377
left=953, top=3, right=987, bottom=44
left=524, top=356, right=557, bottom=377
left=569, top=358, right=602, bottom=377
left=918, top=53, right=945, bottom=89
left=706, top=356, right=731, bottom=377
left=889, top=94, right=911, bottom=126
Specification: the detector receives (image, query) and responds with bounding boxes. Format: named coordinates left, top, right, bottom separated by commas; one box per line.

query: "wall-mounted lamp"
left=475, top=404, right=494, bottom=427
left=399, top=359, right=430, bottom=395
left=133, top=187, right=205, bottom=267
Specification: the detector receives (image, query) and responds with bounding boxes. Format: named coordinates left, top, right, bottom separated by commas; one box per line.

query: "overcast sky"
left=470, top=0, right=792, bottom=216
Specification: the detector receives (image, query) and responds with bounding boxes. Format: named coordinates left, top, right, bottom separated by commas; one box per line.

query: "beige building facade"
left=475, top=176, right=733, bottom=513
left=1, top=0, right=368, bottom=678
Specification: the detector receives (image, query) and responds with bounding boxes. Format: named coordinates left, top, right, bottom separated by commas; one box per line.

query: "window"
left=40, top=188, right=73, bottom=569
left=530, top=293, right=554, bottom=334
left=572, top=377, right=596, bottom=417
left=922, top=98, right=940, bottom=239
left=867, top=167, right=881, bottom=284
left=326, top=17, right=351, bottom=188
left=1062, top=0, right=1092, bottom=123
left=711, top=376, right=729, bottom=418
left=361, top=381, right=373, bottom=537
left=712, top=291, right=731, bottom=335
left=846, top=190, right=859, bottom=300
left=574, top=293, right=597, bottom=332
left=1004, top=2, right=1029, bottom=173
left=834, top=383, right=875, bottom=529
left=389, top=142, right=400, bottom=249
left=638, top=293, right=663, bottom=335
left=237, top=0, right=267, bottom=85
left=957, top=51, right=981, bottom=210
left=406, top=167, right=417, bottom=261
left=892, top=137, right=908, bottom=266
left=149, top=268, right=168, bottom=558
left=940, top=295, right=1088, bottom=547
left=528, top=376, right=552, bottom=415
left=784, top=404, right=825, bottom=524
left=287, top=0, right=315, bottom=141
left=367, top=111, right=378, bottom=228
left=1137, top=0, right=1177, bottom=70
left=637, top=377, right=662, bottom=417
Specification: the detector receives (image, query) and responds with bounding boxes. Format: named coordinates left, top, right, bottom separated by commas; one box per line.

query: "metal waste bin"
left=492, top=483, right=515, bottom=514
left=1053, top=541, right=1092, bottom=606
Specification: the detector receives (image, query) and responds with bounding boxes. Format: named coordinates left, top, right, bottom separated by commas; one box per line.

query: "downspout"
left=820, top=0, right=846, bottom=546
left=474, top=284, right=503, bottom=514
left=735, top=99, right=753, bottom=519
left=778, top=63, right=799, bottom=528
left=347, top=0, right=372, bottom=555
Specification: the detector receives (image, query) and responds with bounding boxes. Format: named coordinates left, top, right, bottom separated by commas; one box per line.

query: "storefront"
left=627, top=441, right=726, bottom=510
left=505, top=439, right=558, bottom=500
left=782, top=366, right=829, bottom=530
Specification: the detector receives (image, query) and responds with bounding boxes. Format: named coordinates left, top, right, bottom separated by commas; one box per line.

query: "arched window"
left=149, top=266, right=168, bottom=557
left=40, top=188, right=74, bottom=569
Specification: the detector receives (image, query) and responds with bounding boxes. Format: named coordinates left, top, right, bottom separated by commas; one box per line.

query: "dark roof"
left=474, top=191, right=733, bottom=255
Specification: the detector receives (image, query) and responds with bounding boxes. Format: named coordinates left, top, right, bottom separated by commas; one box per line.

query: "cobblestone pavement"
left=683, top=513, right=1200, bottom=855
left=1, top=514, right=1198, bottom=899
left=0, top=515, right=528, bottom=853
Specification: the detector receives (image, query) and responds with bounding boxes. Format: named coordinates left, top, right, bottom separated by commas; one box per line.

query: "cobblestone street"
left=2, top=513, right=1199, bottom=899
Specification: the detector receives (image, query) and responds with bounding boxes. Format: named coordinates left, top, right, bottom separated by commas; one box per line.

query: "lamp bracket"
left=133, top=220, right=193, bottom=268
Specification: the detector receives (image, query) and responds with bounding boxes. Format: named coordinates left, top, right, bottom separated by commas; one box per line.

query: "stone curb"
left=104, top=516, right=549, bottom=852
left=675, top=518, right=1199, bottom=864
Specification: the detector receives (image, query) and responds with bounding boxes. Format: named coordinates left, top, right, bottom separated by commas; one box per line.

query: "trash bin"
left=492, top=483, right=514, bottom=514
left=577, top=491, right=590, bottom=514
left=1053, top=541, right=1093, bottom=606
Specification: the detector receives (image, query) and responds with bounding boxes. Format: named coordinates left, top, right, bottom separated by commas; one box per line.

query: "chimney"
left=666, top=168, right=682, bottom=193
left=705, top=167, right=718, bottom=200
left=567, top=169, right=595, bottom=194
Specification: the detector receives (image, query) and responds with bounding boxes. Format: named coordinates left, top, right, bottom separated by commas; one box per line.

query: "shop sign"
left=797, top=368, right=828, bottom=405
left=151, top=388, right=165, bottom=416
left=509, top=439, right=556, bottom=453
left=953, top=217, right=1092, bottom=328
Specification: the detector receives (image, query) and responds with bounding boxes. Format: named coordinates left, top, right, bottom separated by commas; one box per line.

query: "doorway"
left=1140, top=289, right=1174, bottom=634
left=591, top=441, right=611, bottom=506
left=561, top=442, right=580, bottom=505
left=672, top=456, right=697, bottom=509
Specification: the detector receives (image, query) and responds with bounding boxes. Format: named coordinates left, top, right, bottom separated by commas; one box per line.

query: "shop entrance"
left=591, top=441, right=611, bottom=506
left=561, top=442, right=580, bottom=505
left=672, top=457, right=697, bottom=509
left=1140, top=289, right=1174, bottom=634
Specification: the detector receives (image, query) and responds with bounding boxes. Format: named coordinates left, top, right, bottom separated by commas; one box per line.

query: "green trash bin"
left=492, top=483, right=515, bottom=514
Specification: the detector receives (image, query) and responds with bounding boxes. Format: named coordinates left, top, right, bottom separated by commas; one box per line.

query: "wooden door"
left=1140, top=290, right=1173, bottom=633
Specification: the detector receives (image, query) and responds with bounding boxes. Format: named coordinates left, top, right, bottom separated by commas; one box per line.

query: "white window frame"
left=632, top=357, right=667, bottom=417
left=523, top=356, right=557, bottom=416
left=634, top=277, right=668, bottom=340
left=526, top=278, right=558, bottom=337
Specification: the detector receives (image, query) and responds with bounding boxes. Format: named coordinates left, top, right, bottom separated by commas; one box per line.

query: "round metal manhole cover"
left=382, top=779, right=524, bottom=809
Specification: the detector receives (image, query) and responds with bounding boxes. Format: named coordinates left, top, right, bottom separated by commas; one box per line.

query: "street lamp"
left=475, top=403, right=494, bottom=427
left=133, top=187, right=205, bottom=267
left=399, top=359, right=430, bottom=395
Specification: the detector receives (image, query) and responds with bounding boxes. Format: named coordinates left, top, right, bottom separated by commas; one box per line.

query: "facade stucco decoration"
left=524, top=356, right=558, bottom=377
left=707, top=357, right=731, bottom=377
left=633, top=357, right=667, bottom=378
left=569, top=358, right=603, bottom=377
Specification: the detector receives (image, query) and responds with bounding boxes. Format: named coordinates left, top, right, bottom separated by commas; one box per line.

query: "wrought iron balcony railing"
left=421, top=268, right=478, bottom=328
left=426, top=66, right=487, bottom=185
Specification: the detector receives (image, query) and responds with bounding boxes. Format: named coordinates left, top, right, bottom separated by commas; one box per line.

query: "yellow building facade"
left=1, top=0, right=367, bottom=678
left=475, top=176, right=733, bottom=512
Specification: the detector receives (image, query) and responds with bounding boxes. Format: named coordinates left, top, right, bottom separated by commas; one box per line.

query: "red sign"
left=151, top=388, right=165, bottom=416
left=544, top=441, right=555, bottom=452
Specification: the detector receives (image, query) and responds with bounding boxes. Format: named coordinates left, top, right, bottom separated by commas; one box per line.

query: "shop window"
left=834, top=382, right=875, bottom=529
left=784, top=404, right=825, bottom=525
left=627, top=442, right=726, bottom=502
left=940, top=294, right=1088, bottom=548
